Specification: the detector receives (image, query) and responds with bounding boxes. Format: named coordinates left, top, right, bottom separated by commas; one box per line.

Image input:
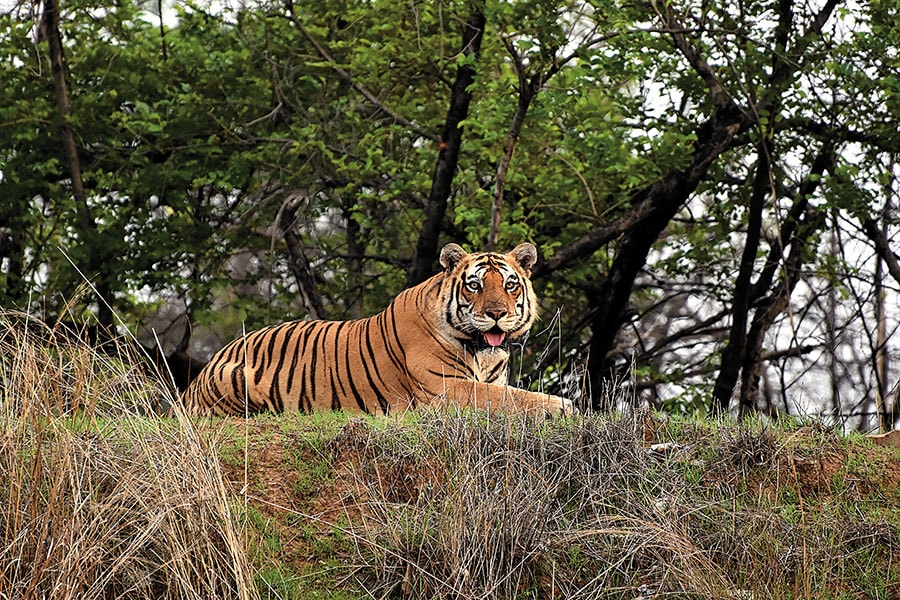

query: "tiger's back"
left=181, top=243, right=572, bottom=416
left=182, top=290, right=425, bottom=415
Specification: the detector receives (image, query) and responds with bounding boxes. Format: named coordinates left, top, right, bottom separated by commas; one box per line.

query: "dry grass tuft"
left=0, top=310, right=258, bottom=600
left=336, top=410, right=900, bottom=599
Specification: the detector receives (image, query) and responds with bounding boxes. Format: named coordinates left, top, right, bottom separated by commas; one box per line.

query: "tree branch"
left=408, top=9, right=485, bottom=285
left=487, top=37, right=541, bottom=251
left=739, top=203, right=827, bottom=416
left=712, top=139, right=772, bottom=412
left=807, top=0, right=841, bottom=36
left=41, top=0, right=115, bottom=328
left=861, top=217, right=900, bottom=286
left=539, top=102, right=751, bottom=277
left=581, top=100, right=752, bottom=402
left=649, top=0, right=731, bottom=108
left=277, top=194, right=329, bottom=320
left=748, top=146, right=836, bottom=302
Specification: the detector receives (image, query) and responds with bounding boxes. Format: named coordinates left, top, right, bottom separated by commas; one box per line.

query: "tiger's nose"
left=485, top=308, right=508, bottom=321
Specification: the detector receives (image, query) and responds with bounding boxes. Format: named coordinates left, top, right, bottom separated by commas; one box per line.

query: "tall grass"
left=0, top=310, right=258, bottom=600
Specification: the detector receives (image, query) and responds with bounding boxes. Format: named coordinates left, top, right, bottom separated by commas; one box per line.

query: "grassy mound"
left=218, top=411, right=900, bottom=599
left=2, top=311, right=899, bottom=599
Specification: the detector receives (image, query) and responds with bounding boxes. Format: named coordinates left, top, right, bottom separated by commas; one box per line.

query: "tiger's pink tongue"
left=484, top=332, right=506, bottom=347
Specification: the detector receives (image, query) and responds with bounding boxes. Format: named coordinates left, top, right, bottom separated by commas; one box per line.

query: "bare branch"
left=488, top=37, right=540, bottom=251
left=778, top=116, right=900, bottom=152
left=806, top=0, right=841, bottom=37
left=648, top=0, right=731, bottom=108
left=861, top=218, right=900, bottom=287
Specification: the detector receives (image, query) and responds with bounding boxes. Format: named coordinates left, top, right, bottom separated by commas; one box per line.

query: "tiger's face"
left=438, top=243, right=539, bottom=351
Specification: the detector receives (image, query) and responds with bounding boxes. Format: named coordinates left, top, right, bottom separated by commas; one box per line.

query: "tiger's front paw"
left=548, top=394, right=576, bottom=416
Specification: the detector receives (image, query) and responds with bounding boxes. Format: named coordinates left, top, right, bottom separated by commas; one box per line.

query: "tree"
left=408, top=8, right=485, bottom=286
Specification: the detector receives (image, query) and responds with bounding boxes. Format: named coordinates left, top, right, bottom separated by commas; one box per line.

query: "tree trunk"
left=738, top=206, right=825, bottom=417
left=872, top=164, right=896, bottom=432
left=730, top=147, right=833, bottom=416
left=861, top=217, right=900, bottom=287
left=874, top=247, right=889, bottom=432
left=277, top=194, right=328, bottom=321
left=0, top=228, right=25, bottom=302
left=712, top=142, right=772, bottom=413
left=343, top=195, right=364, bottom=319
left=826, top=213, right=842, bottom=422
left=41, top=0, right=113, bottom=329
left=586, top=103, right=751, bottom=405
left=408, top=10, right=485, bottom=285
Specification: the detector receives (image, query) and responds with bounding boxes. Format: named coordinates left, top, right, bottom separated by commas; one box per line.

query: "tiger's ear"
left=439, top=243, right=468, bottom=271
left=508, top=243, right=537, bottom=276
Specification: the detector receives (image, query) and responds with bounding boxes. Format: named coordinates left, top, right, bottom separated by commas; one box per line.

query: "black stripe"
left=484, top=360, right=507, bottom=383
left=329, top=366, right=345, bottom=411
left=229, top=363, right=244, bottom=404
left=433, top=346, right=476, bottom=378
left=255, top=328, right=279, bottom=387
left=330, top=322, right=351, bottom=403
left=286, top=323, right=314, bottom=397
left=446, top=282, right=475, bottom=337
left=269, top=325, right=300, bottom=413
left=378, top=306, right=405, bottom=373
left=343, top=323, right=370, bottom=413
left=219, top=340, right=237, bottom=364
left=444, top=302, right=457, bottom=332
left=424, top=368, right=469, bottom=382
left=248, top=329, right=267, bottom=362
left=382, top=302, right=415, bottom=398
left=360, top=318, right=391, bottom=414
left=304, top=323, right=330, bottom=412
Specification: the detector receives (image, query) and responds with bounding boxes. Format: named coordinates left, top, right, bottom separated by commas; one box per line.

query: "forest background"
left=1, top=0, right=899, bottom=431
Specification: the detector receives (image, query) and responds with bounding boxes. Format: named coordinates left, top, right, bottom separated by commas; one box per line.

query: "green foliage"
left=1, top=0, right=651, bottom=321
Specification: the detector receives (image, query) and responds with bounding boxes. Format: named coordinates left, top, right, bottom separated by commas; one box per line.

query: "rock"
left=869, top=430, right=900, bottom=448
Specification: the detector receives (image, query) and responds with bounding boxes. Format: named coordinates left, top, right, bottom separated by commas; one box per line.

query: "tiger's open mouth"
left=483, top=326, right=506, bottom=348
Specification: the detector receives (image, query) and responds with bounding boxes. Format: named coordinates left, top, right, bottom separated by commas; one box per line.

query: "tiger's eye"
left=466, top=280, right=482, bottom=293
left=505, top=279, right=519, bottom=292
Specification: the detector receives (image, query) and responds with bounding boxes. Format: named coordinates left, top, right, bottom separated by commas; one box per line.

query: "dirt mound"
left=212, top=413, right=900, bottom=599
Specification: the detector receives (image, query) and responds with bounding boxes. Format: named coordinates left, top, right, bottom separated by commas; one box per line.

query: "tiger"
left=181, top=243, right=573, bottom=416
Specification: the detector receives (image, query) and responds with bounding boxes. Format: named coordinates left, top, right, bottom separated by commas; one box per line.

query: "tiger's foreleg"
left=430, top=378, right=574, bottom=415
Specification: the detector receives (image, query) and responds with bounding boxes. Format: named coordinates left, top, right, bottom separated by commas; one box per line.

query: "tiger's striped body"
left=181, top=243, right=572, bottom=416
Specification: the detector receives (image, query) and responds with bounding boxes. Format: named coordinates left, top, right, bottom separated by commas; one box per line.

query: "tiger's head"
left=438, top=243, right=539, bottom=351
